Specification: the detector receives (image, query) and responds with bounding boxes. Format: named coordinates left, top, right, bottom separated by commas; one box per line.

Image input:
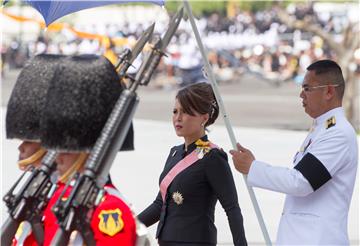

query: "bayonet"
left=159, top=8, right=184, bottom=51
left=133, top=7, right=184, bottom=89
left=130, top=23, right=155, bottom=64
left=115, top=23, right=155, bottom=78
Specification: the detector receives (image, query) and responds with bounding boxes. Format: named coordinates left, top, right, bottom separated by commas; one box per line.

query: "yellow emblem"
left=326, top=116, right=336, bottom=129
left=172, top=191, right=184, bottom=205
left=195, top=139, right=211, bottom=159
left=98, top=208, right=124, bottom=236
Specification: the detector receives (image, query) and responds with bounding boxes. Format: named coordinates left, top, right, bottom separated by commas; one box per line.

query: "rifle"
left=1, top=151, right=57, bottom=246
left=51, top=8, right=183, bottom=246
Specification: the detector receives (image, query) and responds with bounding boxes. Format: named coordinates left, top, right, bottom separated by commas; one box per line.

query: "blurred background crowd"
left=1, top=1, right=359, bottom=90
left=1, top=1, right=359, bottom=86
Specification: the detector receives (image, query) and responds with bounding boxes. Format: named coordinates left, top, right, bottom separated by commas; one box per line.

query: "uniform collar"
left=57, top=179, right=76, bottom=186
left=56, top=174, right=113, bottom=186
left=314, top=107, right=344, bottom=127
left=183, top=135, right=208, bottom=154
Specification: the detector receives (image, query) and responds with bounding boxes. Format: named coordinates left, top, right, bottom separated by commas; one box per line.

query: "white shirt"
left=248, top=107, right=358, bottom=245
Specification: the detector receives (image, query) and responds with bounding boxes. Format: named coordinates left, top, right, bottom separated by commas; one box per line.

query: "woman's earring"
left=201, top=122, right=205, bottom=127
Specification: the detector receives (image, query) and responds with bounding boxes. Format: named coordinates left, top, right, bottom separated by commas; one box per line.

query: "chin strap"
left=59, top=153, right=88, bottom=183
left=18, top=148, right=47, bottom=169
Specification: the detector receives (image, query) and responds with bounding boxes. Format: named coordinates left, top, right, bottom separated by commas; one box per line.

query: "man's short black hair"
left=307, top=60, right=342, bottom=74
left=307, top=59, right=345, bottom=99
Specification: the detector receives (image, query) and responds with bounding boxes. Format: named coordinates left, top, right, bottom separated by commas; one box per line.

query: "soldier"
left=230, top=60, right=358, bottom=245
left=6, top=54, right=138, bottom=245
left=5, top=54, right=64, bottom=245
left=38, top=54, right=137, bottom=245
left=6, top=54, right=64, bottom=171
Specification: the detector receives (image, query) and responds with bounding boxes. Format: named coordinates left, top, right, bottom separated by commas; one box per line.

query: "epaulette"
left=326, top=116, right=336, bottom=129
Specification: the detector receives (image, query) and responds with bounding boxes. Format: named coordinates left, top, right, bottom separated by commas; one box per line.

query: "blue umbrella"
left=4, top=0, right=164, bottom=26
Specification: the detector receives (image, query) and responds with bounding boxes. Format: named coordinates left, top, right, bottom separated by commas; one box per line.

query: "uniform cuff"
left=247, top=160, right=262, bottom=187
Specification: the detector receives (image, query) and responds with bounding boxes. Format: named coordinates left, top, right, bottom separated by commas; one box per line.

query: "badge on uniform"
left=172, top=191, right=184, bottom=205
left=300, top=139, right=312, bottom=153
left=326, top=116, right=336, bottom=129
left=194, top=139, right=211, bottom=159
left=98, top=208, right=124, bottom=236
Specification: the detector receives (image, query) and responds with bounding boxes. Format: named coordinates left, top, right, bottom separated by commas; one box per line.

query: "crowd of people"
left=1, top=2, right=358, bottom=87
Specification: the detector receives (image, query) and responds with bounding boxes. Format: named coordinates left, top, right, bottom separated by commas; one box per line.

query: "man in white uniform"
left=230, top=60, right=358, bottom=245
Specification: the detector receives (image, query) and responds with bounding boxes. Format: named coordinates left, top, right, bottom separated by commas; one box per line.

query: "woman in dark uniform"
left=138, top=82, right=247, bottom=245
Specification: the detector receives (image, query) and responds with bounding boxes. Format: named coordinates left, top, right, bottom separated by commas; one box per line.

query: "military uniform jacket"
left=138, top=136, right=247, bottom=245
left=247, top=107, right=358, bottom=245
left=15, top=180, right=137, bottom=246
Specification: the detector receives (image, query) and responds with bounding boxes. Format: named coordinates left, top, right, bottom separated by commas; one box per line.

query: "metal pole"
left=183, top=1, right=272, bottom=245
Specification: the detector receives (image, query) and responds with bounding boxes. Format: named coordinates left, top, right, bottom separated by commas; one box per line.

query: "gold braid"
left=59, top=153, right=88, bottom=183
left=18, top=148, right=47, bottom=169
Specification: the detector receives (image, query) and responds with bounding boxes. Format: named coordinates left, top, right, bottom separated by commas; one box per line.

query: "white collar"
left=314, top=107, right=344, bottom=127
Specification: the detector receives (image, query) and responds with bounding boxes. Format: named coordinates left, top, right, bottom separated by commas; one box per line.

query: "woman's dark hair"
left=176, top=82, right=219, bottom=127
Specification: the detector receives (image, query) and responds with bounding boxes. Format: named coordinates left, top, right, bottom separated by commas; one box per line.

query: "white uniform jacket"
left=248, top=107, right=358, bottom=245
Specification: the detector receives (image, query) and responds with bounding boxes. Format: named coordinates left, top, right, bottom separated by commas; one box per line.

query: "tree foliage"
left=165, top=1, right=288, bottom=15
left=165, top=1, right=227, bottom=16
left=236, top=1, right=275, bottom=12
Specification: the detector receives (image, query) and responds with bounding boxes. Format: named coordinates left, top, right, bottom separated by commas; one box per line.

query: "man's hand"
left=229, top=143, right=255, bottom=174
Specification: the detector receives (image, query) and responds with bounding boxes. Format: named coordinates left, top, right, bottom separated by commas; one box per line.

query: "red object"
left=14, top=182, right=136, bottom=246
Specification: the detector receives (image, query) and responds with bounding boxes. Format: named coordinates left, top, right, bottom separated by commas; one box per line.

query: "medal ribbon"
left=159, top=142, right=217, bottom=202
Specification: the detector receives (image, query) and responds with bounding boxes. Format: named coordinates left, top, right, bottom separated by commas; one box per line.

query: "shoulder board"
left=326, top=116, right=336, bottom=129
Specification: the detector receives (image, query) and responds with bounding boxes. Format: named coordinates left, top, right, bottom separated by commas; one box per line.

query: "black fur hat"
left=6, top=54, right=65, bottom=141
left=41, top=55, right=133, bottom=152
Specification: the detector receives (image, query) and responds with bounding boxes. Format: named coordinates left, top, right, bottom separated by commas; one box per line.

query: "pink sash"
left=159, top=142, right=218, bottom=201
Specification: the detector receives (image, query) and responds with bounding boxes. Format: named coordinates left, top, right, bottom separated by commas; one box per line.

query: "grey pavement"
left=2, top=69, right=312, bottom=131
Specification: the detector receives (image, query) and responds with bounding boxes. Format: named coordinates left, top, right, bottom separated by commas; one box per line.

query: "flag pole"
left=182, top=1, right=272, bottom=245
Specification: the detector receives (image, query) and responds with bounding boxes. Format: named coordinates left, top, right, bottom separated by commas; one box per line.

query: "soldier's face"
left=18, top=141, right=42, bottom=169
left=300, top=70, right=328, bottom=118
left=56, top=152, right=81, bottom=176
left=172, top=99, right=207, bottom=139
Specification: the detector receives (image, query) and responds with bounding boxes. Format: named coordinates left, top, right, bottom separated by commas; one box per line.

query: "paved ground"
left=1, top=69, right=312, bottom=131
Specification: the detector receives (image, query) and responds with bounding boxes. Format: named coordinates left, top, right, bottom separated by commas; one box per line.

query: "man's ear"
left=328, top=85, right=338, bottom=100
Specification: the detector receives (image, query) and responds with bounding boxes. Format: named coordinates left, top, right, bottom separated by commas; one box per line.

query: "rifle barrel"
left=52, top=227, right=72, bottom=246
left=1, top=216, right=20, bottom=245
